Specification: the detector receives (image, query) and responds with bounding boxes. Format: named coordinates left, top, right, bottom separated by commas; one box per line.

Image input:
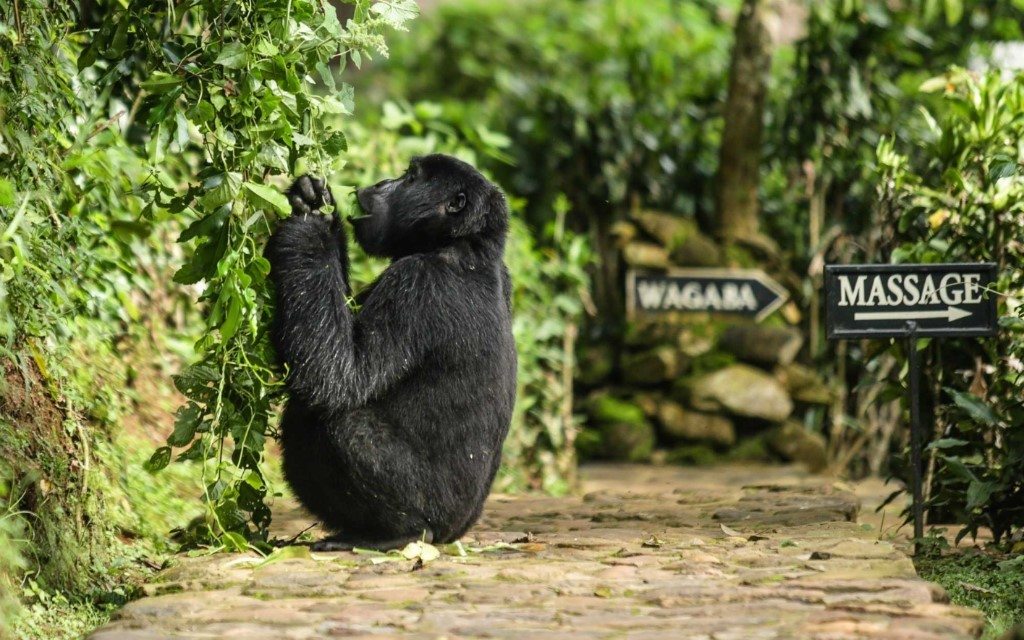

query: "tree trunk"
left=715, top=0, right=773, bottom=241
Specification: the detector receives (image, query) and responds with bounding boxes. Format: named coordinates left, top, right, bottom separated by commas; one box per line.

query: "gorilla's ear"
left=446, top=192, right=467, bottom=214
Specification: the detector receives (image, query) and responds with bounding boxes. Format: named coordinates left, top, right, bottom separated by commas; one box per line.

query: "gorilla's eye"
left=446, top=193, right=467, bottom=214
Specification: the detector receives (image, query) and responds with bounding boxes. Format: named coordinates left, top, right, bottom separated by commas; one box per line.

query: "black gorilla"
left=265, top=154, right=517, bottom=551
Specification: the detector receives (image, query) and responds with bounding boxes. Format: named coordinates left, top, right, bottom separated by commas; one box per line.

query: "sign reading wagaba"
left=627, top=269, right=788, bottom=322
left=825, top=263, right=998, bottom=339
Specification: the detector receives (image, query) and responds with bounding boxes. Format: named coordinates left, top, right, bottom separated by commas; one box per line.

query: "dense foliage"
left=77, top=0, right=419, bottom=549
left=876, top=69, right=1024, bottom=543
left=0, top=1, right=205, bottom=635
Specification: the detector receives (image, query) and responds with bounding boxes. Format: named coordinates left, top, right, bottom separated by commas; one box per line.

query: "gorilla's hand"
left=271, top=174, right=349, bottom=295
left=287, top=175, right=336, bottom=221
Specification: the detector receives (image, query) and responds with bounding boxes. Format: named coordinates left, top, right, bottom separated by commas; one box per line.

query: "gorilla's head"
left=353, top=154, right=508, bottom=258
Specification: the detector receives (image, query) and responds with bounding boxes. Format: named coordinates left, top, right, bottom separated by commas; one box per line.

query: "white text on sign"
left=637, top=280, right=759, bottom=312
left=836, top=273, right=985, bottom=308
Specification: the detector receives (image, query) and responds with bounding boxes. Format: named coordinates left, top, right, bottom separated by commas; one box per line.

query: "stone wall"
left=576, top=210, right=832, bottom=470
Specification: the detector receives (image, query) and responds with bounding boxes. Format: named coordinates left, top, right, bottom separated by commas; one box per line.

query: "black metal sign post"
left=907, top=320, right=923, bottom=548
left=825, top=263, right=998, bottom=552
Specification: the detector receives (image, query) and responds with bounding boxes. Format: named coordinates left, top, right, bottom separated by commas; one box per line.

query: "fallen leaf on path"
left=401, top=541, right=441, bottom=563
left=720, top=524, right=743, bottom=538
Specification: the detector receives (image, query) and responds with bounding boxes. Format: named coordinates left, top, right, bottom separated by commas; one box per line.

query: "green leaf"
left=199, top=172, right=241, bottom=210
left=78, top=41, right=100, bottom=71
left=220, top=531, right=249, bottom=552
left=338, top=83, right=355, bottom=114
left=173, top=365, right=220, bottom=396
left=168, top=404, right=203, bottom=447
left=144, top=447, right=172, bottom=474
left=256, top=142, right=289, bottom=172
left=140, top=72, right=182, bottom=93
left=966, top=480, right=993, bottom=510
left=948, top=389, right=999, bottom=426
left=927, top=438, right=969, bottom=450
left=179, top=206, right=230, bottom=243
left=316, top=61, right=336, bottom=91
left=105, top=17, right=129, bottom=58
left=254, top=39, right=279, bottom=57
left=256, top=545, right=311, bottom=567
left=943, top=0, right=963, bottom=25
left=988, top=159, right=1017, bottom=183
left=173, top=225, right=228, bottom=285
left=0, top=178, right=15, bottom=207
left=919, top=75, right=948, bottom=93
left=214, top=42, right=248, bottom=69
left=940, top=455, right=979, bottom=483
left=370, top=0, right=420, bottom=29
left=243, top=182, right=290, bottom=215
left=220, top=295, right=243, bottom=340
left=323, top=131, right=348, bottom=155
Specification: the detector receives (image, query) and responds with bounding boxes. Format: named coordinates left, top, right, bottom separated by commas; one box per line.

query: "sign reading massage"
left=627, top=269, right=789, bottom=322
left=825, top=263, right=998, bottom=339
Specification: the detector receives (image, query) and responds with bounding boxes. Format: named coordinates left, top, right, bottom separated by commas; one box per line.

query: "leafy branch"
left=82, top=0, right=418, bottom=549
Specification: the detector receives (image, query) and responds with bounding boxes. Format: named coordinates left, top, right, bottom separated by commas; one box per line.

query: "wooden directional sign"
left=627, top=268, right=788, bottom=322
left=825, top=263, right=998, bottom=339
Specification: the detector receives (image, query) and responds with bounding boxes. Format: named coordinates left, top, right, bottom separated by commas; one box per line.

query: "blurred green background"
left=1, top=0, right=1023, bottom=637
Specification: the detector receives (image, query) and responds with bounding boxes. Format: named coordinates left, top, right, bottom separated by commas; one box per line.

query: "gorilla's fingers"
left=289, top=193, right=311, bottom=216
left=308, top=178, right=334, bottom=210
left=288, top=176, right=334, bottom=219
left=294, top=176, right=318, bottom=203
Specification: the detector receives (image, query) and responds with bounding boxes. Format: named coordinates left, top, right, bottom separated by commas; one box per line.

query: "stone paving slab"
left=89, top=464, right=983, bottom=639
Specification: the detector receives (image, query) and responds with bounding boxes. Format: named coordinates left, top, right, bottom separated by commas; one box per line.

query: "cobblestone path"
left=90, top=464, right=982, bottom=639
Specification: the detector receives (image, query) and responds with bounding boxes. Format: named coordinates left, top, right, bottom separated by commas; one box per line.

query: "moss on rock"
left=581, top=393, right=656, bottom=462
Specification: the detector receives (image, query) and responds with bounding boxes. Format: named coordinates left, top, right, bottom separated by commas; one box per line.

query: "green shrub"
left=875, top=69, right=1024, bottom=544
left=763, top=0, right=1024, bottom=481
left=770, top=0, right=1024, bottom=259
left=916, top=547, right=1024, bottom=639
left=77, top=0, right=419, bottom=549
left=0, top=0, right=166, bottom=627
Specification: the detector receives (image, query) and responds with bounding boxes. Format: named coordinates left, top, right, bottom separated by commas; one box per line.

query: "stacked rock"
left=576, top=211, right=832, bottom=471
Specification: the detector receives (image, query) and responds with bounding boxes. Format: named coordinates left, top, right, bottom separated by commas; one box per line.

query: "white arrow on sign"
left=853, top=306, right=972, bottom=322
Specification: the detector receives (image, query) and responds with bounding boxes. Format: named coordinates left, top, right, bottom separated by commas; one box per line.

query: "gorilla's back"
left=373, top=263, right=517, bottom=540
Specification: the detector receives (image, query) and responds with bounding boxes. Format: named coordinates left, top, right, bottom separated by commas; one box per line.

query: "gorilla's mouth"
left=351, top=188, right=375, bottom=222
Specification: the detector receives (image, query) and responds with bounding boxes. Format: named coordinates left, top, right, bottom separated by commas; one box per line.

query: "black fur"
left=265, top=155, right=517, bottom=550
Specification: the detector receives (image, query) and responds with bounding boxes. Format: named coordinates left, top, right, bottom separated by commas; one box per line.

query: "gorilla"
left=265, top=154, right=517, bottom=551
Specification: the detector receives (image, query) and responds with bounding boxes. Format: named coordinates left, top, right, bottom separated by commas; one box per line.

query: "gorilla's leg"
left=315, top=409, right=435, bottom=551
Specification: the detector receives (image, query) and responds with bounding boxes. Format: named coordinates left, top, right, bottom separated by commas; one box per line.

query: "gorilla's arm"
left=267, top=217, right=443, bottom=413
left=266, top=214, right=353, bottom=410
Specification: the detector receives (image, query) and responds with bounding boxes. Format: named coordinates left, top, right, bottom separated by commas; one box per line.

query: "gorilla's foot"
left=311, top=529, right=434, bottom=552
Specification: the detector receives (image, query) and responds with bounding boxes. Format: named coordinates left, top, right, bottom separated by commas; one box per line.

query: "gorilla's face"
left=353, top=154, right=503, bottom=257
